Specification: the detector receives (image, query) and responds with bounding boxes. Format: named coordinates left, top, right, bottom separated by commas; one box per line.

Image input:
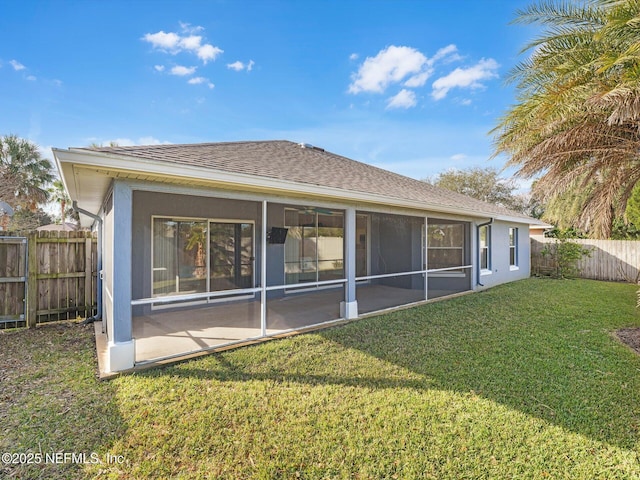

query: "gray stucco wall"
left=475, top=220, right=531, bottom=290
left=127, top=189, right=531, bottom=317
left=131, top=191, right=263, bottom=314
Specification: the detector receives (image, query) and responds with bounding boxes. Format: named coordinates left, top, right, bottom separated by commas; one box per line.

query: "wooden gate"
left=0, top=231, right=97, bottom=328
left=0, top=236, right=28, bottom=327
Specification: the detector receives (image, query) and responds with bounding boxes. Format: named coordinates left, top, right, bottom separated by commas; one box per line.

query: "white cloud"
left=349, top=44, right=463, bottom=96
left=227, top=60, right=254, bottom=72
left=154, top=65, right=165, bottom=72
left=178, top=22, right=203, bottom=34
left=26, top=75, right=36, bottom=81
left=431, top=58, right=499, bottom=100
left=404, top=71, right=430, bottom=88
left=432, top=44, right=460, bottom=63
left=170, top=65, right=196, bottom=76
left=138, top=136, right=172, bottom=145
left=227, top=61, right=244, bottom=71
left=386, top=89, right=417, bottom=109
left=450, top=153, right=467, bottom=161
left=196, top=44, right=223, bottom=64
left=10, top=60, right=25, bottom=71
left=349, top=46, right=429, bottom=94
left=188, top=77, right=214, bottom=89
left=349, top=53, right=359, bottom=61
left=142, top=25, right=223, bottom=64
left=96, top=136, right=172, bottom=146
left=179, top=35, right=202, bottom=50
left=143, top=31, right=181, bottom=50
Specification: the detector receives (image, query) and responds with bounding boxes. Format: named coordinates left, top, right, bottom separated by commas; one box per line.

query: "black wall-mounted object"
left=267, top=227, right=288, bottom=244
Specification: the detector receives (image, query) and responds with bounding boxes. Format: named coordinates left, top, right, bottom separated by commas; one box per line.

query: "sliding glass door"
left=152, top=219, right=207, bottom=296
left=209, top=222, right=254, bottom=291
left=152, top=217, right=254, bottom=299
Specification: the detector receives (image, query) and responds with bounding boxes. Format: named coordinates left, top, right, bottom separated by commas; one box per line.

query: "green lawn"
left=1, top=278, right=640, bottom=479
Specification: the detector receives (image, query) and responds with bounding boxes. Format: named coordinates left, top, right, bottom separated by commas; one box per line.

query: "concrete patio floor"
left=94, top=284, right=470, bottom=377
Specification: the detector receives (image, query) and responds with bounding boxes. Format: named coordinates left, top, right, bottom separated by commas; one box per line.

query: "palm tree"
left=0, top=134, right=54, bottom=211
left=48, top=179, right=70, bottom=225
left=492, top=0, right=640, bottom=238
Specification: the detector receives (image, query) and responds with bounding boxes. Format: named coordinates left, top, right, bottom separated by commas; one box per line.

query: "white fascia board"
left=52, top=149, right=77, bottom=199
left=529, top=223, right=554, bottom=230
left=55, top=148, right=536, bottom=224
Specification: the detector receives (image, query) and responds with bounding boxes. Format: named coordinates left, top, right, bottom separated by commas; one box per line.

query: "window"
left=153, top=218, right=208, bottom=296
left=479, top=225, right=491, bottom=273
left=509, top=227, right=518, bottom=269
left=152, top=217, right=254, bottom=298
left=426, top=223, right=465, bottom=273
left=284, top=209, right=344, bottom=284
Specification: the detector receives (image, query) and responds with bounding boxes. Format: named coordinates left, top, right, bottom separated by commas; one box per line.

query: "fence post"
left=26, top=232, right=38, bottom=328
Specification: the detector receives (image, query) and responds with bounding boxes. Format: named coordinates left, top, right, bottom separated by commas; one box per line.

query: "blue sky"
left=0, top=0, right=536, bottom=182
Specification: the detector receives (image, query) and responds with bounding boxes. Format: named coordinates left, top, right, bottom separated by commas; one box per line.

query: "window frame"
left=509, top=227, right=519, bottom=270
left=150, top=215, right=256, bottom=309
left=479, top=224, right=492, bottom=275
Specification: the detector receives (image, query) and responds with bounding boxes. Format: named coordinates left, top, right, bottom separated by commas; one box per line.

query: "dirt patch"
left=616, top=328, right=640, bottom=355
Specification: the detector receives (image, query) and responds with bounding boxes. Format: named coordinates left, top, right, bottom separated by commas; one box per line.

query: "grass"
left=1, top=277, right=640, bottom=479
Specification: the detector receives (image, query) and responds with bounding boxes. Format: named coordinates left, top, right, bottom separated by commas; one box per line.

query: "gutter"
left=72, top=201, right=102, bottom=325
left=476, top=218, right=494, bottom=288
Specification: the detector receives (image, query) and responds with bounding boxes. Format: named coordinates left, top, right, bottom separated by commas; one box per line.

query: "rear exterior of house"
left=53, top=141, right=538, bottom=375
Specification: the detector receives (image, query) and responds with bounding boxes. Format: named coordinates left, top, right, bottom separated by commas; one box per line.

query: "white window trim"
left=509, top=227, right=519, bottom=270
left=150, top=215, right=256, bottom=310
left=479, top=224, right=491, bottom=275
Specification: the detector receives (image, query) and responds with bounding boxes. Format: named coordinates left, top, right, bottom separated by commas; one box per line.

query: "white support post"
left=261, top=200, right=267, bottom=336
left=424, top=216, right=429, bottom=301
left=107, top=180, right=135, bottom=373
left=340, top=207, right=358, bottom=319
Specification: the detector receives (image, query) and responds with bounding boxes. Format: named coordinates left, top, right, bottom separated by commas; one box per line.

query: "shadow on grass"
left=0, top=323, right=127, bottom=480
left=160, top=278, right=640, bottom=451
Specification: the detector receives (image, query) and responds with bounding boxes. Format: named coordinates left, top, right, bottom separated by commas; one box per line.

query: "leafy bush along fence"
left=531, top=237, right=640, bottom=282
left=0, top=231, right=97, bottom=328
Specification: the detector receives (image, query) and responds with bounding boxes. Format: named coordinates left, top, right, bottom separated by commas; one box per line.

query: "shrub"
left=541, top=236, right=592, bottom=279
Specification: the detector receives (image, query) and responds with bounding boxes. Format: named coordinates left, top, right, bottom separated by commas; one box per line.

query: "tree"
left=6, top=208, right=52, bottom=231
left=0, top=134, right=54, bottom=211
left=48, top=179, right=77, bottom=225
left=492, top=0, right=640, bottom=238
left=425, top=167, right=530, bottom=214
left=625, top=183, right=640, bottom=227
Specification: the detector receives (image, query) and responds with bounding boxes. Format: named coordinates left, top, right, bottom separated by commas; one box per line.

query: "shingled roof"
left=80, top=140, right=535, bottom=222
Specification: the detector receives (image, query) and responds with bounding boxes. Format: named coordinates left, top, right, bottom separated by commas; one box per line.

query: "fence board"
left=1, top=230, right=97, bottom=328
left=531, top=237, right=640, bottom=282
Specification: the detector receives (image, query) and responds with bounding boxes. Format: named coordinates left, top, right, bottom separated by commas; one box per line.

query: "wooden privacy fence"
left=531, top=237, right=640, bottom=282
left=0, top=231, right=97, bottom=328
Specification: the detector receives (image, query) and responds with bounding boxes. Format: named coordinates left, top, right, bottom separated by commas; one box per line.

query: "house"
left=53, top=140, right=544, bottom=375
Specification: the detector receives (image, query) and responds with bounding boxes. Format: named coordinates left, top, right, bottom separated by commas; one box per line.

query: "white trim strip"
left=131, top=287, right=261, bottom=306
left=266, top=278, right=347, bottom=292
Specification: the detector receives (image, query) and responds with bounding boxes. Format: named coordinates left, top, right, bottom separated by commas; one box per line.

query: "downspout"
left=476, top=218, right=494, bottom=288
left=73, top=201, right=102, bottom=325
